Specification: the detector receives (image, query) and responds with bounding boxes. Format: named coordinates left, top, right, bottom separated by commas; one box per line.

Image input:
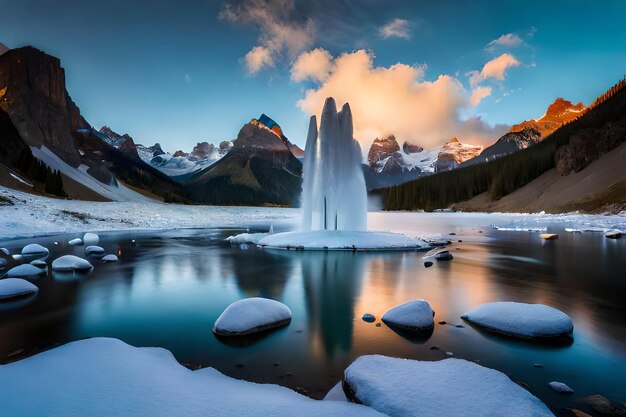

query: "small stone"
left=548, top=381, right=574, bottom=393
left=438, top=321, right=447, bottom=325
left=454, top=324, right=465, bottom=328
left=286, top=373, right=293, bottom=378
left=445, top=351, right=453, bottom=356
left=235, top=363, right=244, bottom=369
left=274, top=362, right=279, bottom=367
left=429, top=346, right=439, bottom=350
left=375, top=323, right=381, bottom=327
left=434, top=251, right=453, bottom=261
left=458, top=240, right=463, bottom=242
left=424, top=261, right=433, bottom=268
left=449, top=232, right=456, bottom=235
left=362, top=313, right=376, bottom=323
left=539, top=233, right=558, bottom=240
left=533, top=363, right=543, bottom=368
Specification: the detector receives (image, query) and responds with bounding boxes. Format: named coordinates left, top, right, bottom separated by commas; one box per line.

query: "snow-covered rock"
left=51, top=255, right=93, bottom=272
left=227, top=232, right=270, bottom=245
left=85, top=245, right=105, bottom=256
left=30, top=259, right=48, bottom=269
left=258, top=230, right=428, bottom=251
left=0, top=247, right=9, bottom=256
left=68, top=238, right=83, bottom=246
left=381, top=299, right=435, bottom=332
left=6, top=264, right=46, bottom=278
left=83, top=233, right=100, bottom=246
left=434, top=250, right=453, bottom=260
left=324, top=382, right=348, bottom=402
left=21, top=243, right=49, bottom=257
left=213, top=297, right=292, bottom=336
left=343, top=355, right=554, bottom=417
left=462, top=302, right=573, bottom=338
left=101, top=254, right=118, bottom=262
left=0, top=278, right=39, bottom=299
left=0, top=338, right=383, bottom=417
left=548, top=381, right=574, bottom=393
left=605, top=229, right=622, bottom=239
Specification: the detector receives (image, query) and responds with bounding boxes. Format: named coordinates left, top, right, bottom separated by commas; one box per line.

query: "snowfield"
left=0, top=338, right=384, bottom=417
left=1, top=185, right=625, bottom=241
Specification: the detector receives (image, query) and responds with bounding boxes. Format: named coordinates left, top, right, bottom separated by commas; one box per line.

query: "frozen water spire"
left=301, top=98, right=367, bottom=231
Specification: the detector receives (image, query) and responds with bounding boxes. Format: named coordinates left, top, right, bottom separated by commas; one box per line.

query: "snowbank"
left=462, top=302, right=573, bottom=338
left=344, top=355, right=554, bottom=417
left=0, top=338, right=382, bottom=417
left=381, top=299, right=435, bottom=332
left=0, top=278, right=39, bottom=299
left=213, top=297, right=292, bottom=336
left=258, top=230, right=429, bottom=251
left=227, top=232, right=270, bottom=245
left=0, top=186, right=298, bottom=240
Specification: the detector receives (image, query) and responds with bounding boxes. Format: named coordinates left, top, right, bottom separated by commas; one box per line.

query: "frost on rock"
left=258, top=230, right=428, bottom=251
left=68, top=238, right=83, bottom=246
left=51, top=255, right=94, bottom=272
left=343, top=355, right=555, bottom=417
left=85, top=246, right=106, bottom=257
left=101, top=254, right=118, bottom=262
left=0, top=338, right=383, bottom=417
left=462, top=302, right=573, bottom=338
left=381, top=299, right=435, bottom=332
left=0, top=278, right=39, bottom=299
left=213, top=297, right=292, bottom=336
left=83, top=233, right=100, bottom=246
left=6, top=264, right=47, bottom=278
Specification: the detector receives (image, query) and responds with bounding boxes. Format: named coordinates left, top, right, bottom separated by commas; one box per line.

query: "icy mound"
left=51, top=255, right=93, bottom=272
left=6, top=264, right=46, bottom=278
left=227, top=232, right=270, bottom=245
left=85, top=246, right=105, bottom=256
left=68, top=238, right=83, bottom=246
left=462, top=302, right=573, bottom=338
left=382, top=299, right=435, bottom=332
left=101, top=254, right=118, bottom=262
left=83, top=233, right=100, bottom=246
left=344, top=355, right=554, bottom=417
left=0, top=338, right=382, bottom=417
left=213, top=297, right=292, bottom=336
left=258, top=231, right=428, bottom=251
left=0, top=278, right=39, bottom=299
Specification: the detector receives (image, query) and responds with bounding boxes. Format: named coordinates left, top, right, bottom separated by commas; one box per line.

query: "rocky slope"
left=184, top=116, right=302, bottom=206
left=434, top=138, right=483, bottom=172
left=509, top=97, right=586, bottom=137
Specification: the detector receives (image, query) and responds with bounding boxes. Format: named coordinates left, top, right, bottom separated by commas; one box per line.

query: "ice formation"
left=301, top=98, right=367, bottom=232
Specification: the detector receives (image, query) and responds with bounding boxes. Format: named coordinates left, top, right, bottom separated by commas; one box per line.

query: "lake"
left=1, top=212, right=625, bottom=414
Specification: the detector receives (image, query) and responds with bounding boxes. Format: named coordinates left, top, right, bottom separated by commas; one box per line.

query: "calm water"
left=1, top=213, right=625, bottom=414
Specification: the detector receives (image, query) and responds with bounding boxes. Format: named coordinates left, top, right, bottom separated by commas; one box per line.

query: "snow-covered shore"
left=1, top=185, right=625, bottom=241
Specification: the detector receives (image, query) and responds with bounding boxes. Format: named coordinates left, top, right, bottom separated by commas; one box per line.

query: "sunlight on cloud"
left=290, top=47, right=333, bottom=82
left=468, top=53, right=521, bottom=87
left=486, top=33, right=524, bottom=51
left=294, top=49, right=507, bottom=149
left=379, top=18, right=411, bottom=40
left=220, top=0, right=315, bottom=74
left=470, top=86, right=492, bottom=106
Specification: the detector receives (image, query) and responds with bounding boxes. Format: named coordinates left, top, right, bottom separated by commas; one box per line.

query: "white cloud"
left=379, top=18, right=411, bottom=40
left=220, top=0, right=315, bottom=75
left=295, top=50, right=507, bottom=149
left=244, top=46, right=275, bottom=75
left=469, top=86, right=492, bottom=106
left=486, top=33, right=524, bottom=51
left=184, top=73, right=192, bottom=84
left=468, top=53, right=521, bottom=86
left=290, top=48, right=333, bottom=82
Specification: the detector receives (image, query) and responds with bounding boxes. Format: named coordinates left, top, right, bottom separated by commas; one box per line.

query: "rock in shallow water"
left=539, top=233, right=558, bottom=240
left=382, top=299, right=434, bottom=332
left=434, top=251, right=453, bottom=261
left=6, top=264, right=46, bottom=278
left=548, top=381, right=574, bottom=393
left=83, top=233, right=99, bottom=246
left=51, top=255, right=93, bottom=272
left=361, top=313, right=376, bottom=323
left=0, top=278, right=39, bottom=300
left=101, top=254, right=118, bottom=262
left=343, top=355, right=554, bottom=417
left=462, top=301, right=573, bottom=338
left=213, top=297, right=292, bottom=336
left=68, top=238, right=83, bottom=246
left=85, top=246, right=105, bottom=257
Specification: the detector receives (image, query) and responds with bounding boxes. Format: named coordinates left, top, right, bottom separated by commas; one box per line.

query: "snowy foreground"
left=0, top=338, right=383, bottom=417
left=1, top=185, right=625, bottom=241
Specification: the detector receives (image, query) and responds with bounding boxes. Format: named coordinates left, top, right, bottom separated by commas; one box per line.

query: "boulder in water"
left=605, top=230, right=622, bottom=239
left=361, top=313, right=376, bottom=323
left=213, top=297, right=292, bottom=336
left=83, top=233, right=99, bottom=246
left=68, top=238, right=83, bottom=246
left=6, top=264, right=46, bottom=278
left=85, top=246, right=105, bottom=257
left=548, top=381, right=574, bottom=393
left=0, top=278, right=39, bottom=300
left=101, top=254, right=118, bottom=262
left=52, top=255, right=93, bottom=272
left=539, top=234, right=558, bottom=240
left=382, top=299, right=435, bottom=332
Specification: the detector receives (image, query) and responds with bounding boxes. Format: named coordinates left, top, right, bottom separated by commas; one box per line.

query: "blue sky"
left=1, top=0, right=625, bottom=151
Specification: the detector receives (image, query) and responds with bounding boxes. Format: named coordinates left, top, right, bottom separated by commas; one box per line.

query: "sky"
left=1, top=0, right=625, bottom=152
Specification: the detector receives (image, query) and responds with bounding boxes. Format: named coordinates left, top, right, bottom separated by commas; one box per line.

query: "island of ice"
left=213, top=297, right=293, bottom=336
left=381, top=299, right=435, bottom=332
left=0, top=278, right=39, bottom=299
left=0, top=338, right=383, bottom=417
left=343, top=355, right=554, bottom=417
left=461, top=301, right=573, bottom=338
